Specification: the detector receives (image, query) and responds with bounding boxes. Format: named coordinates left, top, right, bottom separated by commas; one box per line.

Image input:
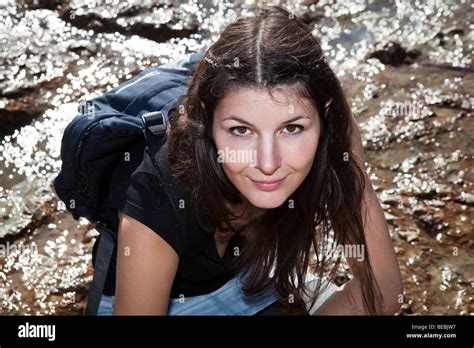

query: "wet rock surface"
left=0, top=0, right=472, bottom=315
left=367, top=41, right=421, bottom=66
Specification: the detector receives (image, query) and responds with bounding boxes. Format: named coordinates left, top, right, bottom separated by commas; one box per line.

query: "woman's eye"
left=229, top=125, right=304, bottom=137
left=282, top=125, right=304, bottom=135
left=230, top=126, right=251, bottom=137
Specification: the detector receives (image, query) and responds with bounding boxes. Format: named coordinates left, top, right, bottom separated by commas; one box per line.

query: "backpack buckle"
left=141, top=111, right=168, bottom=136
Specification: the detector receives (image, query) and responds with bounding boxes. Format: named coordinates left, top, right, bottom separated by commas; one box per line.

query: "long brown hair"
left=166, top=5, right=384, bottom=315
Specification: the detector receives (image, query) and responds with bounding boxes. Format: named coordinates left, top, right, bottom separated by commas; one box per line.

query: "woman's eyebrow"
left=222, top=115, right=312, bottom=126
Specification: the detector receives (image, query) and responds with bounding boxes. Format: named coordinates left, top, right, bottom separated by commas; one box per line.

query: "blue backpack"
left=53, top=51, right=202, bottom=315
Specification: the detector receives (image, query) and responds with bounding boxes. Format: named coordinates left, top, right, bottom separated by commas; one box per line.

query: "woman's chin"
left=246, top=193, right=287, bottom=209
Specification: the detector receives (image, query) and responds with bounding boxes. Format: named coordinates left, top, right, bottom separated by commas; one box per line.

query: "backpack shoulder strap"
left=141, top=111, right=168, bottom=153
left=152, top=143, right=187, bottom=237
left=140, top=110, right=187, bottom=238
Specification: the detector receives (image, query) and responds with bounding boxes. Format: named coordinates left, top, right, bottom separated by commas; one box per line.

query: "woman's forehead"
left=215, top=86, right=317, bottom=114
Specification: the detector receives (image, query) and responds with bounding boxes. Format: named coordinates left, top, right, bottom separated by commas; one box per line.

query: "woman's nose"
left=254, top=135, right=281, bottom=175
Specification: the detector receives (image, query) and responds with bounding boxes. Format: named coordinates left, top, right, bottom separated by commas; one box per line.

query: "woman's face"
left=212, top=87, right=321, bottom=209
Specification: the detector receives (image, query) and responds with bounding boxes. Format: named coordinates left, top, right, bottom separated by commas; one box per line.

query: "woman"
left=111, top=5, right=403, bottom=315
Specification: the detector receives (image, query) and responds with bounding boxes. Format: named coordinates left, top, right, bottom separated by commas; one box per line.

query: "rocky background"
left=0, top=0, right=472, bottom=315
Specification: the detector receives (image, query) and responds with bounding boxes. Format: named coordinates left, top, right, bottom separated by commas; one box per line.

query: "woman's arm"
left=114, top=211, right=179, bottom=315
left=313, top=114, right=403, bottom=315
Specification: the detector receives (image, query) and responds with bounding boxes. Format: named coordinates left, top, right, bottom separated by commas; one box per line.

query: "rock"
left=69, top=41, right=98, bottom=55
left=0, top=177, right=53, bottom=240
left=0, top=109, right=43, bottom=135
left=16, top=0, right=64, bottom=11
left=57, top=2, right=199, bottom=43
left=435, top=28, right=465, bottom=47
left=367, top=41, right=421, bottom=66
left=460, top=192, right=474, bottom=205
left=398, top=230, right=420, bottom=243
left=447, top=28, right=464, bottom=36
left=82, top=228, right=99, bottom=244
left=384, top=212, right=399, bottom=221
left=460, top=99, right=471, bottom=110
left=462, top=168, right=474, bottom=183
left=0, top=9, right=82, bottom=133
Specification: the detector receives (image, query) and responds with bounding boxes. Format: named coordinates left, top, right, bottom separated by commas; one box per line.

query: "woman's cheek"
left=221, top=161, right=246, bottom=177
left=216, top=136, right=257, bottom=169
left=279, top=133, right=319, bottom=169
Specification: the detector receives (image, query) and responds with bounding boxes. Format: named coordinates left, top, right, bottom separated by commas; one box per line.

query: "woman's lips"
left=250, top=176, right=287, bottom=191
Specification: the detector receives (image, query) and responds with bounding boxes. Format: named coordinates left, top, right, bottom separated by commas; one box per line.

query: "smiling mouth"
left=250, top=176, right=287, bottom=191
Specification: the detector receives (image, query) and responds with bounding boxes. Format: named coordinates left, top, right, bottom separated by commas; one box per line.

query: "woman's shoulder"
left=131, top=144, right=162, bottom=180
left=117, top=143, right=188, bottom=249
left=134, top=143, right=177, bottom=184
left=126, top=144, right=178, bottom=210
